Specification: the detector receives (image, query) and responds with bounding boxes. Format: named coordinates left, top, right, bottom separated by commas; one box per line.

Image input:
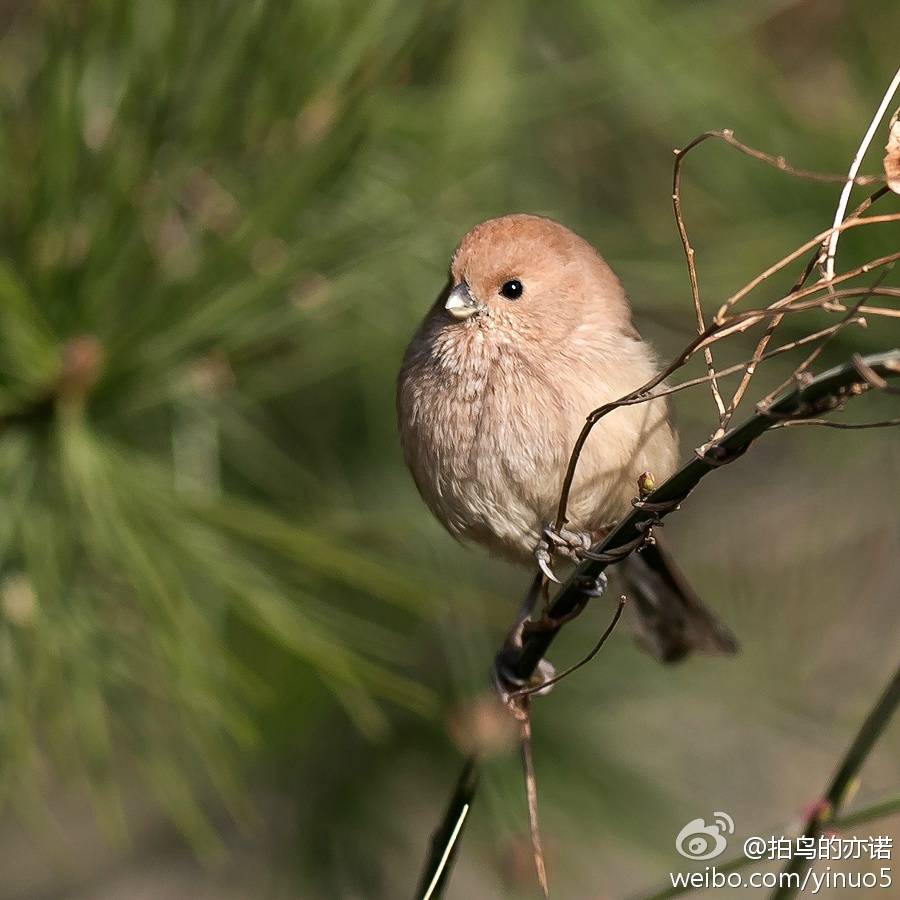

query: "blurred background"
left=0, top=1, right=898, bottom=897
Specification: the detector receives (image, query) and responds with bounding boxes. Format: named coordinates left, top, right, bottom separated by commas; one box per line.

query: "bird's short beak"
left=444, top=281, right=482, bottom=319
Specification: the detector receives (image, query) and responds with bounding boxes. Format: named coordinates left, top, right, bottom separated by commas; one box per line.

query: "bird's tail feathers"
left=614, top=535, right=738, bottom=663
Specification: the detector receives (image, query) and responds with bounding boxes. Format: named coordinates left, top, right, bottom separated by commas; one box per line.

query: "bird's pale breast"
left=397, top=314, right=678, bottom=563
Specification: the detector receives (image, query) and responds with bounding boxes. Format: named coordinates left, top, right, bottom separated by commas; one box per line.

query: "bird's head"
left=440, top=214, right=628, bottom=341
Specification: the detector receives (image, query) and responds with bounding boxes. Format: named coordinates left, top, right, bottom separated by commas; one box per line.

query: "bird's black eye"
left=499, top=279, right=523, bottom=300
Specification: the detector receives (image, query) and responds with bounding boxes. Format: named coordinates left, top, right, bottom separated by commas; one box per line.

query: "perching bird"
left=397, top=214, right=737, bottom=662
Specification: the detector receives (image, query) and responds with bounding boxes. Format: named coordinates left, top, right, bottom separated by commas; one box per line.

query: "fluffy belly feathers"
left=398, top=341, right=678, bottom=562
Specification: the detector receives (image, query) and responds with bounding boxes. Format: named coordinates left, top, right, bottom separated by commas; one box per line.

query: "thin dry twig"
left=712, top=220, right=825, bottom=435
left=779, top=249, right=900, bottom=309
left=698, top=129, right=882, bottom=184
left=824, top=65, right=900, bottom=280
left=517, top=703, right=549, bottom=899
left=853, top=351, right=900, bottom=394
left=553, top=243, right=900, bottom=529
left=790, top=270, right=890, bottom=382
left=626, top=319, right=867, bottom=408
left=718, top=312, right=785, bottom=437
left=672, top=134, right=727, bottom=422
left=758, top=271, right=893, bottom=410
left=855, top=304, right=900, bottom=317
left=690, top=247, right=900, bottom=357
left=667, top=129, right=884, bottom=435
left=666, top=133, right=889, bottom=437
left=510, top=595, right=627, bottom=699
left=716, top=213, right=900, bottom=321
left=822, top=285, right=900, bottom=303
left=774, top=416, right=900, bottom=429
left=711, top=266, right=892, bottom=428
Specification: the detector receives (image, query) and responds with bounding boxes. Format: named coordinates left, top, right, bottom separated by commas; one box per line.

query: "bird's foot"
left=575, top=571, right=609, bottom=598
left=491, top=572, right=608, bottom=704
left=492, top=654, right=557, bottom=703
left=543, top=524, right=593, bottom=558
left=522, top=573, right=607, bottom=635
left=534, top=524, right=593, bottom=582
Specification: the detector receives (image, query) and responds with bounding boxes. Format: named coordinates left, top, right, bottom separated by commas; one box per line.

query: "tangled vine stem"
left=414, top=350, right=900, bottom=900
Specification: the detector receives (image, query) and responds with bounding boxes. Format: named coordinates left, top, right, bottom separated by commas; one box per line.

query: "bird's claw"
left=535, top=544, right=561, bottom=583
left=534, top=524, right=594, bottom=582
left=543, top=524, right=592, bottom=558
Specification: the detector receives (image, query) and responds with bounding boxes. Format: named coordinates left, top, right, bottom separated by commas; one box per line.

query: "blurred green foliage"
left=0, top=1, right=898, bottom=897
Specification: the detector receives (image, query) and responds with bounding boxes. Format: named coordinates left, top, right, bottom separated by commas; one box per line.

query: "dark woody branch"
left=499, top=350, right=900, bottom=686
left=415, top=349, right=900, bottom=900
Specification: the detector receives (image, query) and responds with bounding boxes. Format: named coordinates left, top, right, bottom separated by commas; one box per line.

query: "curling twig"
left=510, top=595, right=627, bottom=699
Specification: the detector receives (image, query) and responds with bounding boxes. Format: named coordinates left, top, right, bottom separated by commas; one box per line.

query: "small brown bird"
left=397, top=214, right=736, bottom=661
